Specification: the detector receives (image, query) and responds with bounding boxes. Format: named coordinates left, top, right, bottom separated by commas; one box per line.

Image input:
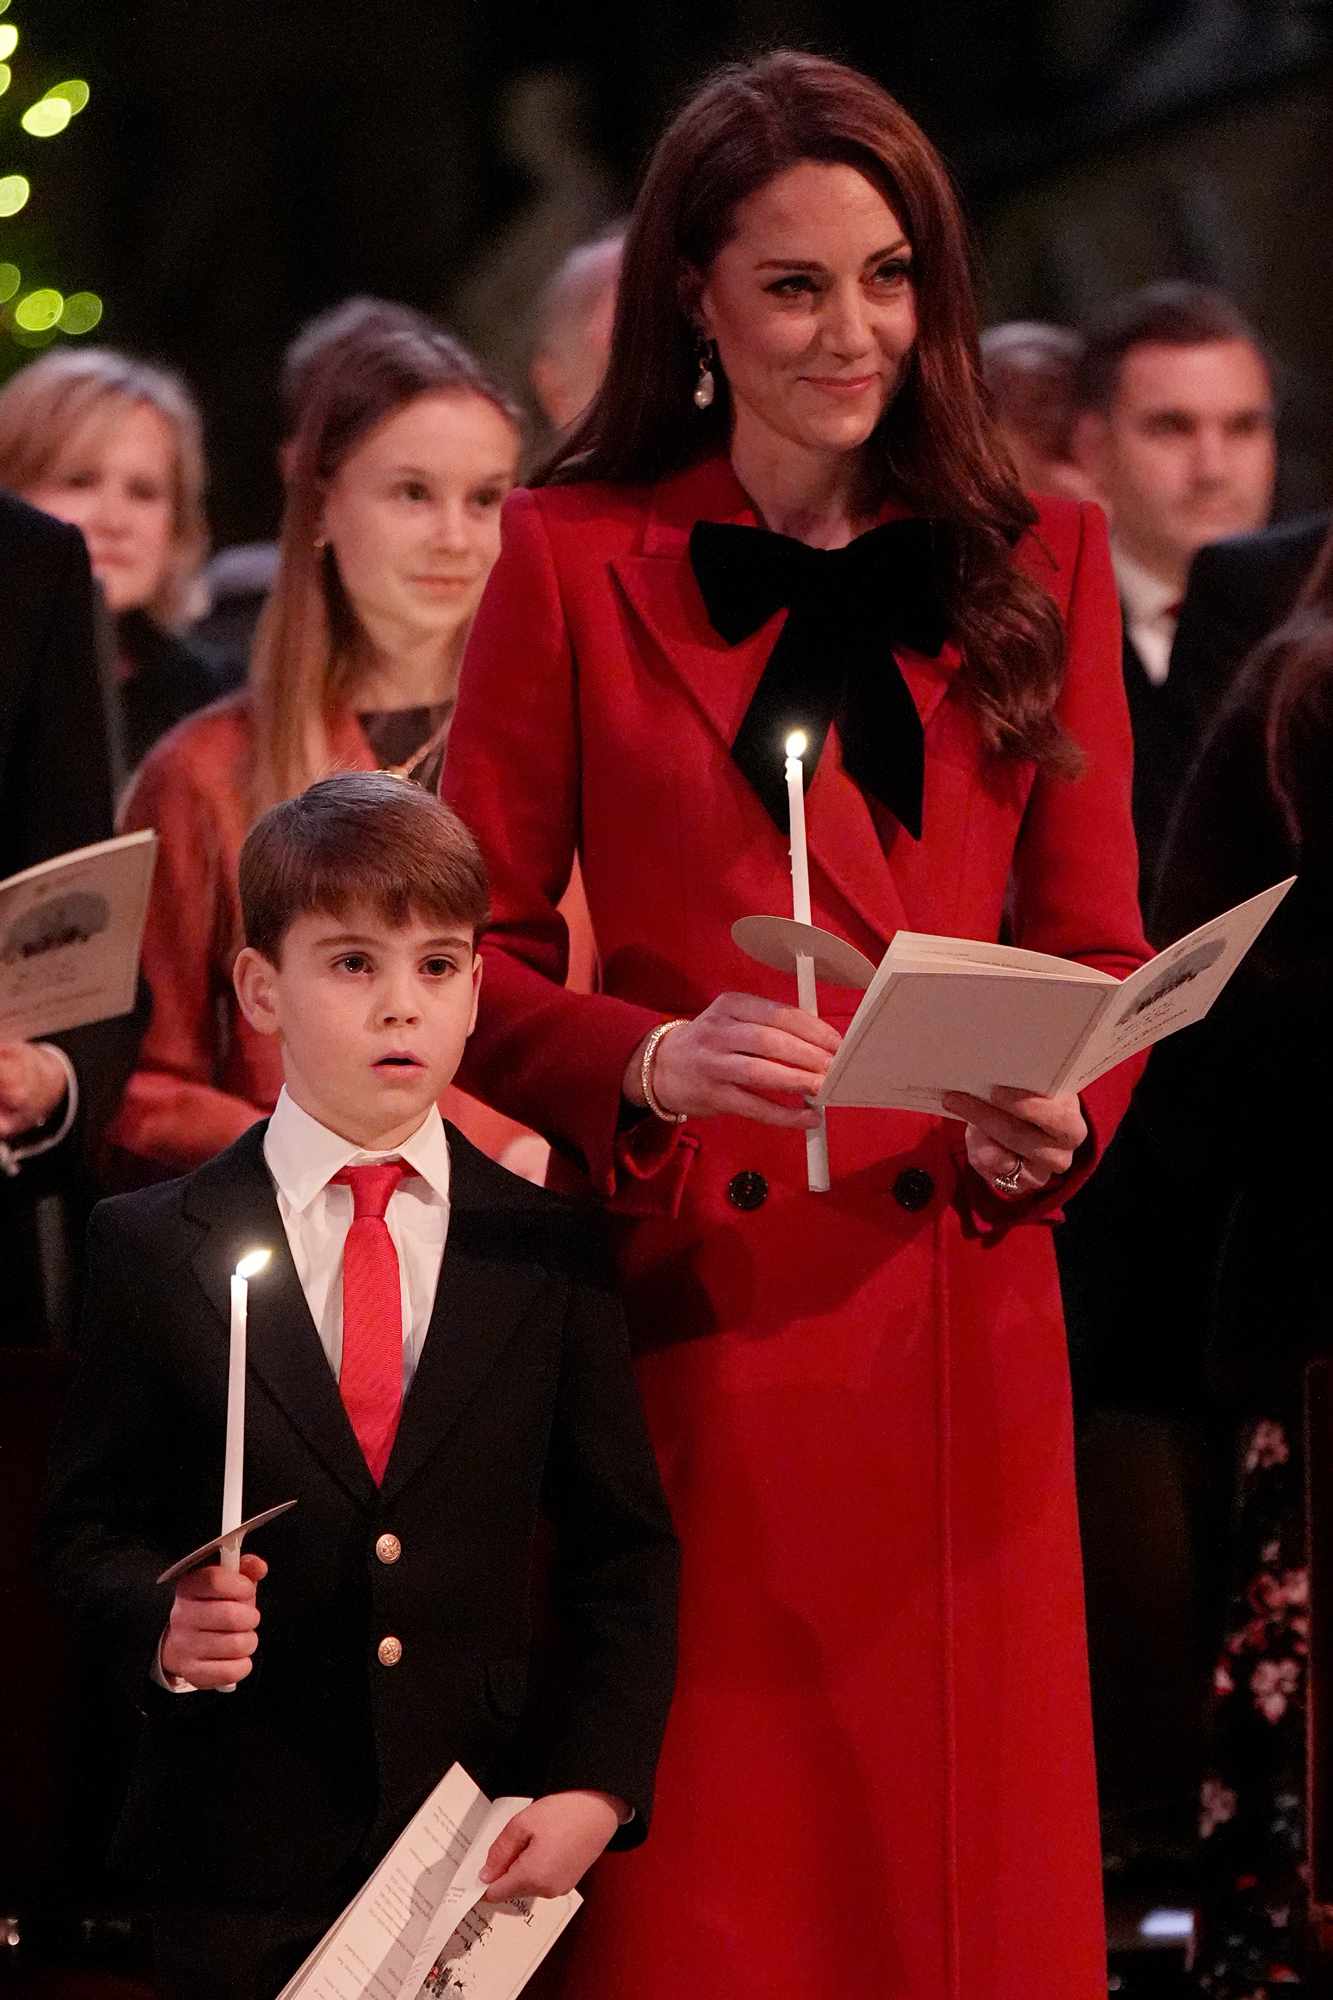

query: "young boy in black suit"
left=40, top=772, right=679, bottom=2000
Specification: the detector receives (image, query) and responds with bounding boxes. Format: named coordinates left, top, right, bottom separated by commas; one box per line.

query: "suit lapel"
left=610, top=550, right=781, bottom=769
left=1124, top=627, right=1193, bottom=734
left=182, top=1125, right=378, bottom=1510
left=380, top=1137, right=547, bottom=1505
left=611, top=455, right=962, bottom=948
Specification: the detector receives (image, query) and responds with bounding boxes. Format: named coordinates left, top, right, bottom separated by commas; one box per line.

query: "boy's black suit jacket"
left=39, top=1119, right=679, bottom=1907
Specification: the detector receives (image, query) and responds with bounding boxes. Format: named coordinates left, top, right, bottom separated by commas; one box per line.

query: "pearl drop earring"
left=693, top=340, right=716, bottom=411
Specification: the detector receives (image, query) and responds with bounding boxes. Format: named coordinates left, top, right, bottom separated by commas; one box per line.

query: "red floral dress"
left=1192, top=1409, right=1310, bottom=1993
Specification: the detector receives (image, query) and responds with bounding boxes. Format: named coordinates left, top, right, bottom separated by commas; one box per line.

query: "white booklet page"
left=815, top=877, right=1293, bottom=1116
left=277, top=1764, right=580, bottom=2000
left=0, top=829, right=155, bottom=1041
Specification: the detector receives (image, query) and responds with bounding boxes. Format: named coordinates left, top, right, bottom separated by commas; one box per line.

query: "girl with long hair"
left=443, top=49, right=1149, bottom=1997
left=0, top=346, right=220, bottom=769
left=107, top=316, right=552, bottom=1178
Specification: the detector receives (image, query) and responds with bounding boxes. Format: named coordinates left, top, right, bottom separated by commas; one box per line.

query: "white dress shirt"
left=263, top=1085, right=452, bottom=1394
left=1113, top=542, right=1182, bottom=687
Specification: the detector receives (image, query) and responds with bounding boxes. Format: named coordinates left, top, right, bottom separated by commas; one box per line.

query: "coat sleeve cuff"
left=539, top=994, right=699, bottom=1218
left=536, top=1757, right=653, bottom=1848
left=606, top=1108, right=699, bottom=1219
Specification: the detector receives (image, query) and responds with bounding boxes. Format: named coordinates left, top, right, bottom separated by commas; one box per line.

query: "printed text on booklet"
left=276, top=1763, right=581, bottom=2000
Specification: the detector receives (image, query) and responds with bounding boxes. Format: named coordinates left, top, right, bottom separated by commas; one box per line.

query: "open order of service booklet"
left=277, top=1764, right=581, bottom=2000
left=0, top=829, right=156, bottom=1043
left=814, top=877, right=1294, bottom=1116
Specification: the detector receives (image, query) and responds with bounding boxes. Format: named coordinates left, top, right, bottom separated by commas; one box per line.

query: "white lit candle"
left=221, top=1248, right=271, bottom=1574
left=783, top=732, right=830, bottom=1194
left=785, top=731, right=812, bottom=926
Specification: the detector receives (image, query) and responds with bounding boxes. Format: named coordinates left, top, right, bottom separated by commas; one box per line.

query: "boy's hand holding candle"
left=161, top=1553, right=267, bottom=1690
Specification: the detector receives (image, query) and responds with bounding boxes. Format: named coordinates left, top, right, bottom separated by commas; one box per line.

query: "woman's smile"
left=800, top=372, right=880, bottom=395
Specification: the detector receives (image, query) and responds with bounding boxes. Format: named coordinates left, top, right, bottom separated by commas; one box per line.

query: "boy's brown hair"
left=239, top=772, right=490, bottom=963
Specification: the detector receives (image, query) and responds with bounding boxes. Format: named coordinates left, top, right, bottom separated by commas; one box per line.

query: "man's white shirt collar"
left=263, top=1086, right=451, bottom=1213
left=1112, top=542, right=1181, bottom=628
left=1112, top=542, right=1182, bottom=686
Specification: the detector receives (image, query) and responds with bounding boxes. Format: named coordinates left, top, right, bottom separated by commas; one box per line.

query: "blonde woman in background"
left=0, top=346, right=225, bottom=771
left=107, top=315, right=587, bottom=1181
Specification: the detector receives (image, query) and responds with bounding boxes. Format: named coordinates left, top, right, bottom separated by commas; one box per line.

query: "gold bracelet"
left=641, top=1019, right=689, bottom=1124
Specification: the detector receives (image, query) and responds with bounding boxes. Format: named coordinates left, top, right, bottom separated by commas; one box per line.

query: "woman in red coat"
left=444, top=52, right=1149, bottom=1999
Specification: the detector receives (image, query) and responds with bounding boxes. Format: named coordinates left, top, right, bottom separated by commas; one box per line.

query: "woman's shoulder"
left=135, top=686, right=253, bottom=765
left=510, top=455, right=748, bottom=572
left=1009, top=493, right=1111, bottom=602
left=121, top=689, right=254, bottom=815
left=512, top=476, right=657, bottom=542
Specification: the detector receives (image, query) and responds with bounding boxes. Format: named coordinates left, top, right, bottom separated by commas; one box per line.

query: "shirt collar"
left=263, top=1086, right=451, bottom=1214
left=1112, top=541, right=1182, bottom=631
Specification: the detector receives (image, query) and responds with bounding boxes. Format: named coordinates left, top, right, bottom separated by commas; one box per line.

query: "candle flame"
left=785, top=730, right=808, bottom=759
left=234, top=1248, right=271, bottom=1280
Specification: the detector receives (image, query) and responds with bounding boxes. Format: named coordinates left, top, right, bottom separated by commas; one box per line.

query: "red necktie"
left=331, top=1161, right=409, bottom=1483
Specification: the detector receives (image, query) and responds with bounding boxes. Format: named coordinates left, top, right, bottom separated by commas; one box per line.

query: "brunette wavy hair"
left=249, top=320, right=521, bottom=812
left=1264, top=526, right=1333, bottom=851
left=545, top=50, right=1076, bottom=773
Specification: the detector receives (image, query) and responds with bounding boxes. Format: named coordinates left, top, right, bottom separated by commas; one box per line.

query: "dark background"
left=0, top=0, right=1328, bottom=545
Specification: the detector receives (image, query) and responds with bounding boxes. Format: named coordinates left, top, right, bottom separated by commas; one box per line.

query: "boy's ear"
left=465, top=950, right=483, bottom=1040
left=233, top=946, right=282, bottom=1037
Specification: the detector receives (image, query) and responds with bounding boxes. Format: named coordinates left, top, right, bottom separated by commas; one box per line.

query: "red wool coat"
left=443, top=454, right=1150, bottom=2000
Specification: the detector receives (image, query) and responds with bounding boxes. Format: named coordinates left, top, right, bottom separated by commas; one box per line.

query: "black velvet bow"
left=688, top=517, right=951, bottom=841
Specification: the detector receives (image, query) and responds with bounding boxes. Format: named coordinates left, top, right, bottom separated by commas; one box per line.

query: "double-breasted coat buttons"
left=377, top=1635, right=403, bottom=1667
left=892, top=1168, right=935, bottom=1212
left=727, top=1170, right=768, bottom=1211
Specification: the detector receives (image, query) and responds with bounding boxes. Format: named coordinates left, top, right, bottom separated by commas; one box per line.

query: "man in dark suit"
left=1, top=489, right=150, bottom=1970
left=1171, top=511, right=1331, bottom=731
left=1062, top=293, right=1279, bottom=1889
left=0, top=487, right=126, bottom=1339
left=0, top=488, right=119, bottom=872
left=1072, top=283, right=1277, bottom=901
left=40, top=773, right=678, bottom=2000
